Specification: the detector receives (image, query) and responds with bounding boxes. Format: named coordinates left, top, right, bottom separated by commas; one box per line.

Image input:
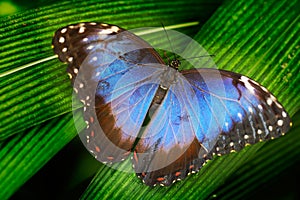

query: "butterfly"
left=52, top=22, right=291, bottom=186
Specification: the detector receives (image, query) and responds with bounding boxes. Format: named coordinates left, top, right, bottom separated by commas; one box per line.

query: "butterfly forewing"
left=53, top=22, right=165, bottom=163
left=182, top=69, right=291, bottom=155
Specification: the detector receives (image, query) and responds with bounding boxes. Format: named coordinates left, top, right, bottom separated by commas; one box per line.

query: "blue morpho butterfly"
left=52, top=22, right=291, bottom=186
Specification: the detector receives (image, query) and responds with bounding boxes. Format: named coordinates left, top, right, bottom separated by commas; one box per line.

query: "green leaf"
left=0, top=111, right=85, bottom=199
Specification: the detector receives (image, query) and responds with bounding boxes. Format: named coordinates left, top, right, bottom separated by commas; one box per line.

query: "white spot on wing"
left=99, top=29, right=114, bottom=34
left=74, top=68, right=78, bottom=74
left=240, top=76, right=255, bottom=94
left=83, top=37, right=88, bottom=42
left=240, top=76, right=249, bottom=82
left=62, top=47, right=67, bottom=52
left=61, top=28, right=67, bottom=33
left=268, top=125, right=273, bottom=131
left=87, top=45, right=94, bottom=50
left=67, top=57, right=73, bottom=62
left=277, top=119, right=283, bottom=126
left=267, top=98, right=273, bottom=105
left=79, top=27, right=86, bottom=33
left=275, top=101, right=283, bottom=109
left=111, top=26, right=120, bottom=33
left=258, top=104, right=263, bottom=110
left=282, top=111, right=287, bottom=118
left=59, top=37, right=65, bottom=43
left=270, top=95, right=277, bottom=101
left=261, top=86, right=268, bottom=92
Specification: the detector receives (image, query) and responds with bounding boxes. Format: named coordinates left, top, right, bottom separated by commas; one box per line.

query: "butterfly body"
left=53, top=22, right=291, bottom=186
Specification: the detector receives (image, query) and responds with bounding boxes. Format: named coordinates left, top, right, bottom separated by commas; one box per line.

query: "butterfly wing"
left=133, top=68, right=291, bottom=186
left=183, top=69, right=291, bottom=154
left=53, top=22, right=165, bottom=163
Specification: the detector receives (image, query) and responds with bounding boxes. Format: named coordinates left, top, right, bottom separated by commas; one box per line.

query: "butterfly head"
left=169, top=59, right=180, bottom=70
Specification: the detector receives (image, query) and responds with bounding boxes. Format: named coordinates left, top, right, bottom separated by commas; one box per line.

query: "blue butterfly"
left=52, top=22, right=291, bottom=186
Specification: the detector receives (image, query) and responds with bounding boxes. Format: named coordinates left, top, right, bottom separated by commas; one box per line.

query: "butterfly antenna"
left=179, top=55, right=215, bottom=60
left=161, top=23, right=178, bottom=63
